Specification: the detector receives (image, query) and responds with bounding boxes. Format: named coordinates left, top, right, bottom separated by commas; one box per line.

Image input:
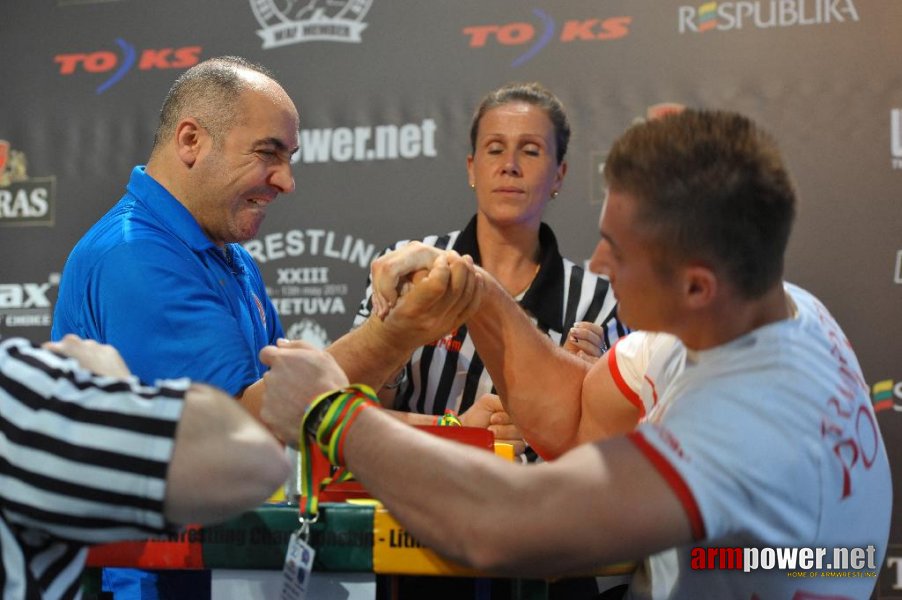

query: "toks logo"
left=0, top=141, right=55, bottom=227
left=463, top=10, right=632, bottom=67
left=54, top=40, right=202, bottom=94
left=250, top=0, right=373, bottom=49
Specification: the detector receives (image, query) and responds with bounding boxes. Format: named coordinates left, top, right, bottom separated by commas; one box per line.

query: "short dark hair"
left=469, top=82, right=571, bottom=165
left=151, top=56, right=277, bottom=152
left=604, top=109, right=797, bottom=298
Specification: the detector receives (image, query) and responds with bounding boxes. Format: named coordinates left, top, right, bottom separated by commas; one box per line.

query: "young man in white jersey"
left=259, top=109, right=891, bottom=599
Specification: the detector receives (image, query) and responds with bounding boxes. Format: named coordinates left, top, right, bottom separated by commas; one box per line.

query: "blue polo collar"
left=126, top=166, right=218, bottom=253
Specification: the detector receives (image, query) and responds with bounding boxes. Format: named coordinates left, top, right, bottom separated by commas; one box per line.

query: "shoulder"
left=89, top=238, right=200, bottom=280
left=609, top=332, right=682, bottom=400
left=68, top=207, right=186, bottom=274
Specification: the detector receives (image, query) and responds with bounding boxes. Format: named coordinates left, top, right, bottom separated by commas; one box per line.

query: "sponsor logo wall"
left=462, top=11, right=632, bottom=67
left=251, top=0, right=373, bottom=48
left=0, top=141, right=55, bottom=227
left=883, top=547, right=902, bottom=597
left=243, top=228, right=378, bottom=349
left=678, top=0, right=860, bottom=33
left=2, top=1, right=901, bottom=594
left=54, top=43, right=202, bottom=94
left=0, top=274, right=59, bottom=333
left=295, top=118, right=437, bottom=164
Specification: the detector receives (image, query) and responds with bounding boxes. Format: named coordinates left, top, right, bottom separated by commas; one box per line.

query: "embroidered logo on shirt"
left=427, top=328, right=462, bottom=353
left=252, top=293, right=267, bottom=327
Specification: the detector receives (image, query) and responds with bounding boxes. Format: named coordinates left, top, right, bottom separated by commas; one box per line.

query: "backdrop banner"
left=2, top=1, right=900, bottom=594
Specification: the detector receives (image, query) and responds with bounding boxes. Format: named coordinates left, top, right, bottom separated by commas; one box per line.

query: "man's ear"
left=681, top=263, right=718, bottom=310
left=175, top=118, right=205, bottom=167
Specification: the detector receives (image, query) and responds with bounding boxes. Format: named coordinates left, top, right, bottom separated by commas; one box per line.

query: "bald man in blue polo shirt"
left=51, top=56, right=299, bottom=599
left=53, top=56, right=298, bottom=414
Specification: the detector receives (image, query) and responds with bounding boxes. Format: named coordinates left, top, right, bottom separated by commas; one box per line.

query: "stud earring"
left=551, top=190, right=559, bottom=199
left=470, top=183, right=475, bottom=189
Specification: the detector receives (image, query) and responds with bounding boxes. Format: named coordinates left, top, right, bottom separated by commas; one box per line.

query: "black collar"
left=452, top=215, right=566, bottom=331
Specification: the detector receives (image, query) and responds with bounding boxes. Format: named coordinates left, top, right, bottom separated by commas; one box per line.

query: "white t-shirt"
left=608, top=284, right=890, bottom=599
left=607, top=330, right=683, bottom=420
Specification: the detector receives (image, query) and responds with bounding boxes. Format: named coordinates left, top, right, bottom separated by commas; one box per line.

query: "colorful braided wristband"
left=433, top=409, right=462, bottom=427
left=303, top=384, right=379, bottom=466
left=298, top=384, right=378, bottom=519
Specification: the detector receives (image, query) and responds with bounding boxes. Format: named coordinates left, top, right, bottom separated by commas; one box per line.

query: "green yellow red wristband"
left=304, top=384, right=378, bottom=465
left=433, top=409, right=462, bottom=427
left=298, top=384, right=378, bottom=519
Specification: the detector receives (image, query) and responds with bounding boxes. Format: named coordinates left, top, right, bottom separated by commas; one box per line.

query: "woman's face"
left=467, top=102, right=566, bottom=230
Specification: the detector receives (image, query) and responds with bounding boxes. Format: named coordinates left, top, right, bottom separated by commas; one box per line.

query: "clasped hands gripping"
left=258, top=243, right=485, bottom=448
left=369, top=242, right=484, bottom=341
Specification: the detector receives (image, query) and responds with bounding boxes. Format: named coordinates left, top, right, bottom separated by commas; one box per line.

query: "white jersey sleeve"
left=608, top=331, right=683, bottom=418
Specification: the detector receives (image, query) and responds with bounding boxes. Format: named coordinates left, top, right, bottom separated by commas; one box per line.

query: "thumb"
left=259, top=345, right=278, bottom=366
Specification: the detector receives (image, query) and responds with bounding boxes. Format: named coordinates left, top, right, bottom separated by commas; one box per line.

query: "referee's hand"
left=563, top=321, right=605, bottom=364
left=43, top=334, right=132, bottom=379
left=461, top=393, right=527, bottom=457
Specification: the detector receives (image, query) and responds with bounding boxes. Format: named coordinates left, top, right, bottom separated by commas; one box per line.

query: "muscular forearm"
left=236, top=378, right=265, bottom=421
left=343, top=408, right=682, bottom=576
left=326, top=317, right=413, bottom=389
left=343, top=407, right=531, bottom=571
left=465, top=269, right=589, bottom=456
left=165, top=384, right=290, bottom=524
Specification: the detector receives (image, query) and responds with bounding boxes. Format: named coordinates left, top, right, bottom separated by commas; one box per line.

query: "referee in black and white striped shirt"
left=353, top=83, right=626, bottom=449
left=0, top=335, right=288, bottom=600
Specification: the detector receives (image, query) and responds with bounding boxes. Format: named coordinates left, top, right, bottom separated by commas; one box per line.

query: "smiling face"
left=467, top=102, right=566, bottom=230
left=187, top=81, right=299, bottom=246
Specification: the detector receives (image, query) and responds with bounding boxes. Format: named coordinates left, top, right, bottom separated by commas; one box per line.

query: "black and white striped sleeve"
left=0, top=337, right=187, bottom=545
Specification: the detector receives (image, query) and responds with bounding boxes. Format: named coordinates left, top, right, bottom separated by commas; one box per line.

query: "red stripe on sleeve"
left=628, top=430, right=706, bottom=540
left=608, top=339, right=646, bottom=418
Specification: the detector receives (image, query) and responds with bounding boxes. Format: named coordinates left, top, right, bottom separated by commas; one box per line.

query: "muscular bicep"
left=164, top=384, right=289, bottom=525
left=575, top=351, right=641, bottom=445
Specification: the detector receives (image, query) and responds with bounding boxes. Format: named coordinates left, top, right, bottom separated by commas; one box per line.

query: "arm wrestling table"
left=83, top=428, right=633, bottom=599
left=83, top=501, right=633, bottom=600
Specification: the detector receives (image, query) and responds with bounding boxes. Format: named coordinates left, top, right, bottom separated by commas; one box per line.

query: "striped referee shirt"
left=0, top=337, right=186, bottom=600
left=354, top=216, right=627, bottom=417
